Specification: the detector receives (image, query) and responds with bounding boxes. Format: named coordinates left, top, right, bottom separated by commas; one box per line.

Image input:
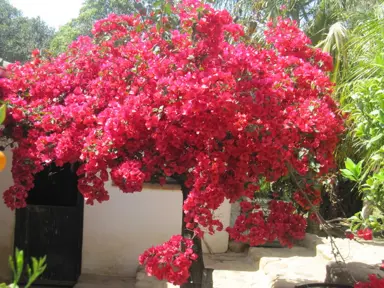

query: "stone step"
left=134, top=234, right=384, bottom=287
left=204, top=252, right=264, bottom=288
left=209, top=270, right=269, bottom=288
left=250, top=246, right=326, bottom=287
left=203, top=247, right=325, bottom=288
left=258, top=255, right=327, bottom=287
left=204, top=252, right=263, bottom=288
left=248, top=246, right=316, bottom=265
left=204, top=251, right=257, bottom=271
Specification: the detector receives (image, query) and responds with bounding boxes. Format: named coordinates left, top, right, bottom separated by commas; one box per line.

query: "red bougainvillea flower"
left=354, top=274, right=384, bottom=288
left=0, top=0, right=344, bottom=284
left=227, top=200, right=307, bottom=248
left=239, top=201, right=255, bottom=213
left=293, top=185, right=322, bottom=211
left=357, top=228, right=373, bottom=240
left=309, top=212, right=320, bottom=223
left=345, top=231, right=355, bottom=240
left=139, top=235, right=197, bottom=285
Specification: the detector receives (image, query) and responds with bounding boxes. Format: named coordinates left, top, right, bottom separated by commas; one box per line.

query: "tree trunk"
left=180, top=182, right=204, bottom=288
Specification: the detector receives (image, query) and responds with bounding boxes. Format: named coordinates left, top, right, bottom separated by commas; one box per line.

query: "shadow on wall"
left=0, top=149, right=15, bottom=282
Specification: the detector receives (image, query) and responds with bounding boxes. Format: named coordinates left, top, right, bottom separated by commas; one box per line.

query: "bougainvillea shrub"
left=0, top=0, right=343, bottom=285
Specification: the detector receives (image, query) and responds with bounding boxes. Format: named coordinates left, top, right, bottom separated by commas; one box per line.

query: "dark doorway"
left=14, top=163, right=84, bottom=287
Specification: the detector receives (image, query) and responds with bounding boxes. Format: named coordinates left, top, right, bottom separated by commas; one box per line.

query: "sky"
left=9, top=0, right=84, bottom=30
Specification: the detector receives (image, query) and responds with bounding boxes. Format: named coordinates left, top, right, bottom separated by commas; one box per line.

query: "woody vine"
left=0, top=1, right=382, bottom=287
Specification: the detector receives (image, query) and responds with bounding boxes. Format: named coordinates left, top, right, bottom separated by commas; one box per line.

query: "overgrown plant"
left=338, top=14, right=384, bottom=232
left=349, top=211, right=384, bottom=235
left=341, top=156, right=384, bottom=233
left=0, top=249, right=46, bottom=288
left=0, top=1, right=344, bottom=286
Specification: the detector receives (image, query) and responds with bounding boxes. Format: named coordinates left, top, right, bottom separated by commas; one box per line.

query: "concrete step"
left=258, top=255, right=327, bottom=287
left=134, top=234, right=384, bottom=288
left=204, top=252, right=263, bottom=288
left=203, top=248, right=325, bottom=288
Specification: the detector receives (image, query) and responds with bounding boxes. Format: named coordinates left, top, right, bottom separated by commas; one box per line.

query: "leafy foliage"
left=340, top=158, right=363, bottom=182
left=337, top=9, right=384, bottom=229
left=0, top=248, right=46, bottom=288
left=349, top=211, right=384, bottom=233
left=0, top=0, right=54, bottom=62
left=215, top=0, right=380, bottom=45
left=49, top=0, right=156, bottom=55
left=49, top=22, right=81, bottom=57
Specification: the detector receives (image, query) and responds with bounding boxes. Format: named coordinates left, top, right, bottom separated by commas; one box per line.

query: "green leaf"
left=345, top=158, right=357, bottom=171
left=25, top=255, right=47, bottom=288
left=9, top=255, right=16, bottom=276
left=368, top=133, right=383, bottom=146
left=340, top=169, right=358, bottom=181
left=14, top=249, right=24, bottom=284
left=152, top=0, right=162, bottom=8
left=356, top=160, right=363, bottom=176
left=164, top=3, right=172, bottom=15
left=0, top=104, right=6, bottom=125
left=349, top=216, right=361, bottom=221
left=341, top=158, right=363, bottom=181
left=32, top=258, right=38, bottom=273
left=379, top=110, right=384, bottom=123
left=373, top=171, right=384, bottom=181
left=351, top=223, right=362, bottom=231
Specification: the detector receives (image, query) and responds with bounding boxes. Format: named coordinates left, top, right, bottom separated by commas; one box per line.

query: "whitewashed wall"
left=0, top=150, right=230, bottom=280
left=82, top=183, right=231, bottom=276
left=202, top=199, right=231, bottom=254
left=82, top=182, right=182, bottom=277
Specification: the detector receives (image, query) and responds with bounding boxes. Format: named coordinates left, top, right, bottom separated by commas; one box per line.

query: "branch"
left=286, top=162, right=357, bottom=284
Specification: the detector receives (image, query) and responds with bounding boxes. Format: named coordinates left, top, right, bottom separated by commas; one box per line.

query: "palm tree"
left=214, top=0, right=381, bottom=66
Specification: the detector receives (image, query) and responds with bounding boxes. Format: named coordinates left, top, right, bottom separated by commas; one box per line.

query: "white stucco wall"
left=0, top=149, right=15, bottom=282
left=202, top=199, right=230, bottom=254
left=82, top=182, right=182, bottom=277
